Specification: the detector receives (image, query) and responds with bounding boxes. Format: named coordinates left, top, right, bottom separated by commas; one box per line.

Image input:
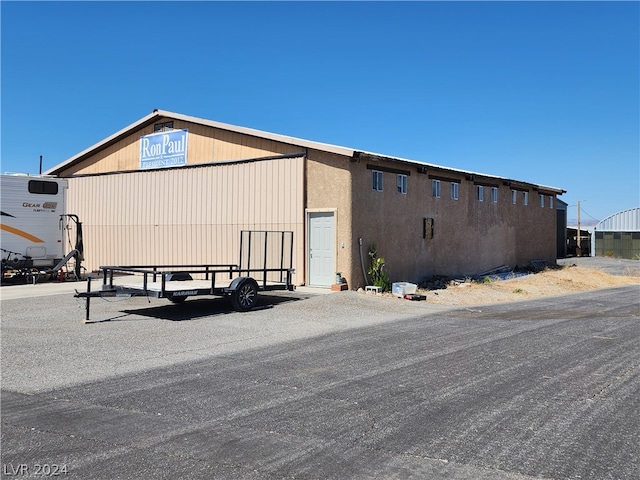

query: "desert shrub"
left=368, top=244, right=391, bottom=292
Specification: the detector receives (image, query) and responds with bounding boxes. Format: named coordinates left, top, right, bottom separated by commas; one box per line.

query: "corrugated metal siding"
left=61, top=120, right=304, bottom=176
left=594, top=207, right=640, bottom=259
left=212, top=128, right=301, bottom=162
left=596, top=207, right=640, bottom=231
left=67, top=156, right=304, bottom=283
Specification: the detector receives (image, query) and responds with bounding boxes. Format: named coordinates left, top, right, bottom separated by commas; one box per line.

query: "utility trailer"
left=75, top=230, right=295, bottom=322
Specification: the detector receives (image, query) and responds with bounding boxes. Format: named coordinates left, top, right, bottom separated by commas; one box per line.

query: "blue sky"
left=2, top=1, right=638, bottom=223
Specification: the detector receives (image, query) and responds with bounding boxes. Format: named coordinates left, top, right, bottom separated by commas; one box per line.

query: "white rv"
left=1, top=175, right=81, bottom=278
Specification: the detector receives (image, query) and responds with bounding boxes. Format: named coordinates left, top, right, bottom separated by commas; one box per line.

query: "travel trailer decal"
left=0, top=223, right=45, bottom=243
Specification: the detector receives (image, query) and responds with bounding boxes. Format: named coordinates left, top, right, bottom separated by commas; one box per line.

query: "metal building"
left=45, top=110, right=566, bottom=289
left=593, top=207, right=640, bottom=259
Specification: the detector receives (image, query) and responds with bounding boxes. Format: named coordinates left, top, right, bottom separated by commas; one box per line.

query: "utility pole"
left=576, top=201, right=581, bottom=257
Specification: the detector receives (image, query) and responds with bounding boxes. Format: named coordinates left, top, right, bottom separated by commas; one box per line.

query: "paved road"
left=2, top=286, right=639, bottom=479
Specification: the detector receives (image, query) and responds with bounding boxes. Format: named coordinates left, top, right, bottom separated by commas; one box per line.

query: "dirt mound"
left=419, top=266, right=640, bottom=306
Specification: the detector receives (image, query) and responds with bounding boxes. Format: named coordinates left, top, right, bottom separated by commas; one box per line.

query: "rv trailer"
left=0, top=174, right=83, bottom=282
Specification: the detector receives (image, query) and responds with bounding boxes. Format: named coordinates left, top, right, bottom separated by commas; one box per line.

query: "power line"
left=580, top=208, right=599, bottom=222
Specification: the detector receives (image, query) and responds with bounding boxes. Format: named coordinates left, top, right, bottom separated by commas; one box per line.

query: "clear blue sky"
left=2, top=1, right=638, bottom=223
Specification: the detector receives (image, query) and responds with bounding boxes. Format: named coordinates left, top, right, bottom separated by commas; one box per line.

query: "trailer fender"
left=166, top=272, right=193, bottom=282
left=228, top=277, right=259, bottom=311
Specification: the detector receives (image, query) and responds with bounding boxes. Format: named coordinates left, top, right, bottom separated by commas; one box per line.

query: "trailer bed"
left=75, top=230, right=295, bottom=322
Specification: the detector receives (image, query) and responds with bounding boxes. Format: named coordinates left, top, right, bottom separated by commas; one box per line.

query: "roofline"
left=44, top=109, right=566, bottom=195
left=44, top=109, right=355, bottom=175
left=594, top=206, right=640, bottom=230
left=355, top=151, right=566, bottom=195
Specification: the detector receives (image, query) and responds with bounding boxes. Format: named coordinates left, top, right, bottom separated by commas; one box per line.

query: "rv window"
left=28, top=180, right=58, bottom=195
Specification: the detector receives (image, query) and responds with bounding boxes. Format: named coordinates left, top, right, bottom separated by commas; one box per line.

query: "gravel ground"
left=557, top=255, right=640, bottom=275
left=2, top=257, right=638, bottom=393
left=0, top=289, right=455, bottom=394
left=2, top=286, right=639, bottom=479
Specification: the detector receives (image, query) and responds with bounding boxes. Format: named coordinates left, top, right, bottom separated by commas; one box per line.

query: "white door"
left=308, top=212, right=335, bottom=287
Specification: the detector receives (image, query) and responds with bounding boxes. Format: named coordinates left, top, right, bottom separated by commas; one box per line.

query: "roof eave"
left=45, top=109, right=356, bottom=175
left=356, top=151, right=566, bottom=195
left=44, top=110, right=161, bottom=175
left=44, top=109, right=566, bottom=195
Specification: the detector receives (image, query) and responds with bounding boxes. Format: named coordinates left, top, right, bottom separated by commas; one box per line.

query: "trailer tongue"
left=75, top=230, right=295, bottom=323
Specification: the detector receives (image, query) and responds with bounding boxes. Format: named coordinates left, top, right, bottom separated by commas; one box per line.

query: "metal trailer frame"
left=75, top=230, right=295, bottom=322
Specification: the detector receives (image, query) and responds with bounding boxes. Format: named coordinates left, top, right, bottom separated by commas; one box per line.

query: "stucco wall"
left=348, top=156, right=558, bottom=287
left=305, top=150, right=354, bottom=286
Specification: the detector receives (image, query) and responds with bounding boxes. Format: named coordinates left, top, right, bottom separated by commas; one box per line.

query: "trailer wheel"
left=167, top=272, right=193, bottom=304
left=168, top=295, right=188, bottom=304
left=231, top=279, right=258, bottom=311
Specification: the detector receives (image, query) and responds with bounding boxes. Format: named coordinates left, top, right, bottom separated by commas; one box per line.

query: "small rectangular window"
left=491, top=187, right=498, bottom=203
left=540, top=194, right=545, bottom=207
left=397, top=174, right=407, bottom=194
left=511, top=189, right=517, bottom=204
left=154, top=121, right=174, bottom=132
left=28, top=180, right=58, bottom=195
left=549, top=196, right=554, bottom=208
left=432, top=179, right=441, bottom=198
left=476, top=185, right=484, bottom=202
left=523, top=191, right=529, bottom=206
left=450, top=182, right=459, bottom=200
left=372, top=170, right=383, bottom=192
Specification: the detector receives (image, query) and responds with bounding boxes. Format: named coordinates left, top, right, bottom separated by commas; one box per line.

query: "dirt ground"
left=385, top=265, right=640, bottom=306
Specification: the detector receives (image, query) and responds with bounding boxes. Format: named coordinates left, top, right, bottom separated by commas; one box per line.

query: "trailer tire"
left=167, top=272, right=193, bottom=304
left=168, top=295, right=188, bottom=304
left=231, top=278, right=259, bottom=311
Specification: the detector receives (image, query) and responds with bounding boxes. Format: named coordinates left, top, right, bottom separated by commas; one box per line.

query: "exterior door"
left=308, top=212, right=335, bottom=287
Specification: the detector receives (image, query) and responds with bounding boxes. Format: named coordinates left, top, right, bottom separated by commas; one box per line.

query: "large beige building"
left=46, top=110, right=565, bottom=289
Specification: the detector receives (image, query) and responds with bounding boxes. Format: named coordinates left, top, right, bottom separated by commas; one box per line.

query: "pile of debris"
left=419, top=275, right=451, bottom=290
left=419, top=264, right=537, bottom=291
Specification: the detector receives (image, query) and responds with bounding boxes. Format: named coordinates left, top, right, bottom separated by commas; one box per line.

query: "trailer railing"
left=238, top=230, right=294, bottom=285
left=75, top=230, right=296, bottom=322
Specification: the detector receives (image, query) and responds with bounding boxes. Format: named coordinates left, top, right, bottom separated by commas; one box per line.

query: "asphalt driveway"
left=1, top=281, right=639, bottom=479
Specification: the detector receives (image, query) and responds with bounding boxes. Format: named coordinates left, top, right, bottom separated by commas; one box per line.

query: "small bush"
left=368, top=244, right=391, bottom=292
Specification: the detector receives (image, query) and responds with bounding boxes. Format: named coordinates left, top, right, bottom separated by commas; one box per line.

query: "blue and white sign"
left=140, top=129, right=188, bottom=170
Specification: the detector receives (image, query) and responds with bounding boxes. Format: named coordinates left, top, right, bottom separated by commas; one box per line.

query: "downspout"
left=359, top=237, right=369, bottom=286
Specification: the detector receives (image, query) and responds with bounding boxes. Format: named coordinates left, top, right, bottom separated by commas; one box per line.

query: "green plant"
left=513, top=288, right=525, bottom=294
left=368, top=244, right=391, bottom=292
left=482, top=276, right=492, bottom=284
